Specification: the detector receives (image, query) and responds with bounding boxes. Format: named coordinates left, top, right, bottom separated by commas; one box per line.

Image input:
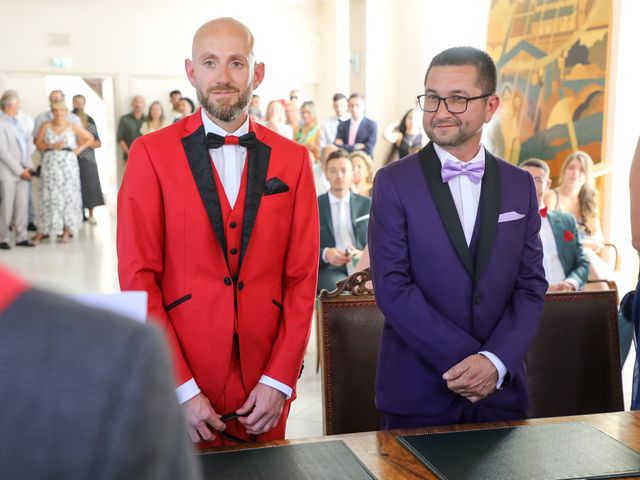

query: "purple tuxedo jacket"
left=369, top=142, right=547, bottom=419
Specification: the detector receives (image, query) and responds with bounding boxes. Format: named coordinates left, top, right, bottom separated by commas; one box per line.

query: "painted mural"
left=486, top=0, right=611, bottom=179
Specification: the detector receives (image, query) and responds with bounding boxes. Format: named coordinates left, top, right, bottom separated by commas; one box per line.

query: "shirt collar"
left=328, top=191, right=350, bottom=205
left=434, top=142, right=485, bottom=168
left=201, top=109, right=249, bottom=138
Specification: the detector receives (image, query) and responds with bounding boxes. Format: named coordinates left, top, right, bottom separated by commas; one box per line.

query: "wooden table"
left=202, top=411, right=640, bottom=479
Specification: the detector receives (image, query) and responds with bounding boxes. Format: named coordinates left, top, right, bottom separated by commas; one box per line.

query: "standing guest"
left=317, top=149, right=370, bottom=293
left=383, top=108, right=424, bottom=165
left=289, top=89, right=303, bottom=109
left=178, top=97, right=196, bottom=117
left=284, top=99, right=301, bottom=132
left=34, top=90, right=80, bottom=135
left=335, top=93, right=378, bottom=156
left=369, top=46, right=547, bottom=429
left=248, top=94, right=263, bottom=122
left=264, top=100, right=293, bottom=140
left=76, top=112, right=105, bottom=225
left=319, top=93, right=349, bottom=149
left=32, top=101, right=93, bottom=244
left=117, top=17, right=319, bottom=448
left=520, top=158, right=589, bottom=291
left=169, top=89, right=183, bottom=123
left=117, top=95, right=145, bottom=163
left=72, top=94, right=95, bottom=126
left=0, top=91, right=34, bottom=248
left=542, top=151, right=612, bottom=281
left=295, top=101, right=320, bottom=161
left=140, top=101, right=168, bottom=135
left=0, top=265, right=202, bottom=480
left=350, top=150, right=374, bottom=197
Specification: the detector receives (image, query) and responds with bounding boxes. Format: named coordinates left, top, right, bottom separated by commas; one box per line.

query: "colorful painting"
left=486, top=0, right=611, bottom=180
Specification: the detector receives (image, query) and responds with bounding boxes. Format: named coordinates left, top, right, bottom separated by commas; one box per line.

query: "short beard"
left=197, top=84, right=253, bottom=123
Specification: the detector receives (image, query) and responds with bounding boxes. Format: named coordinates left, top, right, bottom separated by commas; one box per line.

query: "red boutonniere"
left=564, top=230, right=575, bottom=242
left=539, top=207, right=548, bottom=218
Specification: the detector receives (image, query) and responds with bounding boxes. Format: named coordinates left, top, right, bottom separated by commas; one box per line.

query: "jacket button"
left=230, top=248, right=238, bottom=255
left=230, top=221, right=237, bottom=228
left=474, top=295, right=483, bottom=305
left=238, top=281, right=244, bottom=290
left=224, top=277, right=232, bottom=286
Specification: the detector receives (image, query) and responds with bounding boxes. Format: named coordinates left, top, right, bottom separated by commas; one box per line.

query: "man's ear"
left=253, top=62, right=265, bottom=90
left=484, top=94, right=501, bottom=123
left=185, top=59, right=196, bottom=87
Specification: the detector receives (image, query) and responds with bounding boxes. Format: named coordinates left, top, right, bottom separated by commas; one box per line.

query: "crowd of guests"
left=0, top=89, right=105, bottom=249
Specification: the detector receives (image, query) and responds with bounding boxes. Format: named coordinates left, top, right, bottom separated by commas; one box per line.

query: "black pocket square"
left=264, top=177, right=289, bottom=195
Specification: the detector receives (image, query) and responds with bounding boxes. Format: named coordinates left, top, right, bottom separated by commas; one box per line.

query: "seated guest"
left=521, top=158, right=589, bottom=292
left=0, top=265, right=200, bottom=479
left=317, top=149, right=371, bottom=293
left=350, top=150, right=374, bottom=197
left=542, top=150, right=611, bottom=281
left=334, top=93, right=378, bottom=156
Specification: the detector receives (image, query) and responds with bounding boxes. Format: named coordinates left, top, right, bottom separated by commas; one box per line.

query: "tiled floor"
left=1, top=206, right=635, bottom=441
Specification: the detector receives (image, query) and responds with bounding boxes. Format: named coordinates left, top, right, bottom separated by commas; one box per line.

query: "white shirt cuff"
left=176, top=378, right=201, bottom=404
left=322, top=248, right=329, bottom=263
left=565, top=278, right=580, bottom=291
left=479, top=351, right=507, bottom=389
left=259, top=375, right=292, bottom=399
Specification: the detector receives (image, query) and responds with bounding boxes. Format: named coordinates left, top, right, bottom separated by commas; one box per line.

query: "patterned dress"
left=38, top=127, right=83, bottom=235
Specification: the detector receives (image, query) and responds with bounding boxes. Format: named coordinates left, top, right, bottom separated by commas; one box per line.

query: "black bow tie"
left=205, top=131, right=257, bottom=150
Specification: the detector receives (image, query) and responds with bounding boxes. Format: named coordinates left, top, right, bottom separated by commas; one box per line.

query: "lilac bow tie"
left=441, top=159, right=485, bottom=184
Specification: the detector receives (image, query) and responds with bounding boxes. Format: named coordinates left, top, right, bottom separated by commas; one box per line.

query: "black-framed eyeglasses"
left=416, top=93, right=492, bottom=114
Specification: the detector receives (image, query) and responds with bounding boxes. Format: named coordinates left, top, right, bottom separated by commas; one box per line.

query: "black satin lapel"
left=319, top=194, right=335, bottom=242
left=181, top=126, right=227, bottom=266
left=239, top=139, right=270, bottom=267
left=419, top=143, right=473, bottom=276
left=473, top=151, right=501, bottom=285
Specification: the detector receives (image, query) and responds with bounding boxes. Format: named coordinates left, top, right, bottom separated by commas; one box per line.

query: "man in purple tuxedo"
left=368, top=46, right=547, bottom=429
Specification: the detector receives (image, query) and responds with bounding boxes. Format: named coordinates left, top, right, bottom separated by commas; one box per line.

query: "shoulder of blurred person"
left=0, top=266, right=201, bottom=480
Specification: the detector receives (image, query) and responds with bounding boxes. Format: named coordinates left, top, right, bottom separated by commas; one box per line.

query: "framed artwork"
left=486, top=0, right=611, bottom=181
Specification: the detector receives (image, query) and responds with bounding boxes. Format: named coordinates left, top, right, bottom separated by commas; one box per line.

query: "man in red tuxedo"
left=117, top=17, right=319, bottom=447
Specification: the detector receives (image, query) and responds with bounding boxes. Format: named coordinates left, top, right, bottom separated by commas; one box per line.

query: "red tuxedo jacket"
left=117, top=111, right=319, bottom=405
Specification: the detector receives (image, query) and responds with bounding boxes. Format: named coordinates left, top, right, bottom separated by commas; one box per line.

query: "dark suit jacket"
left=0, top=269, right=200, bottom=480
left=317, top=191, right=371, bottom=292
left=335, top=117, right=378, bottom=156
left=546, top=210, right=589, bottom=289
left=369, top=143, right=547, bottom=421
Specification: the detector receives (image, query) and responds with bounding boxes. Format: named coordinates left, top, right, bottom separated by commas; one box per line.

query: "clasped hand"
left=442, top=354, right=498, bottom=403
left=184, top=383, right=285, bottom=443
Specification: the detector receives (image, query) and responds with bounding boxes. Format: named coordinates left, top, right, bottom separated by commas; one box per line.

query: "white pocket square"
left=498, top=211, right=525, bottom=223
left=355, top=214, right=370, bottom=223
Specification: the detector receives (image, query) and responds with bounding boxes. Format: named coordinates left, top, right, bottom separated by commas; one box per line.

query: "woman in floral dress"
left=32, top=101, right=93, bottom=243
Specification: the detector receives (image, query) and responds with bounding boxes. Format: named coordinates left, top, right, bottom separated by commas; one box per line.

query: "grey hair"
left=0, top=90, right=19, bottom=109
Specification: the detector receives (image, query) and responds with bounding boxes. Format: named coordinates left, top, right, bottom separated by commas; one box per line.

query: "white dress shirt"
left=320, top=113, right=350, bottom=149
left=176, top=111, right=292, bottom=404
left=433, top=143, right=507, bottom=388
left=322, top=191, right=356, bottom=274
left=539, top=215, right=578, bottom=289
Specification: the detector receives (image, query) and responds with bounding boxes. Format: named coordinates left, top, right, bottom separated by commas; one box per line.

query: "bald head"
left=185, top=17, right=265, bottom=130
left=192, top=17, right=254, bottom=61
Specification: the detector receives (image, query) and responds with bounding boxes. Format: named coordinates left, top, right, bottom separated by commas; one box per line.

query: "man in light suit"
left=118, top=18, right=319, bottom=447
left=369, top=46, right=547, bottom=429
left=0, top=265, right=200, bottom=480
left=335, top=93, right=378, bottom=156
left=520, top=158, right=589, bottom=291
left=317, top=149, right=371, bottom=293
left=0, top=91, right=34, bottom=249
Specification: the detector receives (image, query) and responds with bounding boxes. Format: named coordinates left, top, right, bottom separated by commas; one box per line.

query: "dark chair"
left=318, top=269, right=383, bottom=435
left=525, top=288, right=624, bottom=418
